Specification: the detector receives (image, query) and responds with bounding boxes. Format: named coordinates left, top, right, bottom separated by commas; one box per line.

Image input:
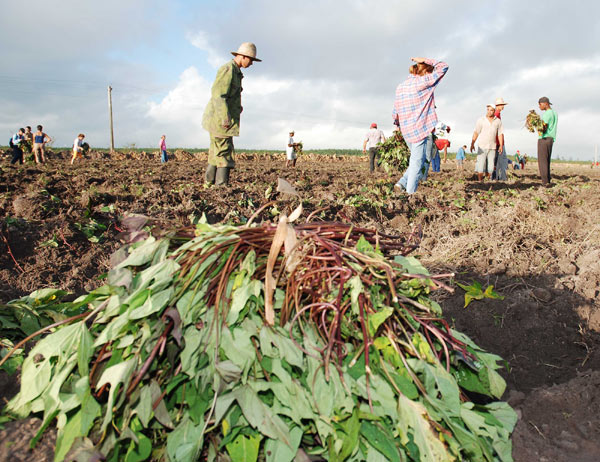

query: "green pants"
left=208, top=135, right=235, bottom=168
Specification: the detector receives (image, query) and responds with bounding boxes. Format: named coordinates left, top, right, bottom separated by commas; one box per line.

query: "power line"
left=0, top=74, right=162, bottom=94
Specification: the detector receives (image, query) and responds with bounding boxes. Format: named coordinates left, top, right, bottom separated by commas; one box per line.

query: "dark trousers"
left=10, top=146, right=23, bottom=164
left=537, top=138, right=554, bottom=184
left=368, top=147, right=378, bottom=172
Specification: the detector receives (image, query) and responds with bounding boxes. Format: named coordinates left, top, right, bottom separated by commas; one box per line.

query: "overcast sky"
left=1, top=0, right=599, bottom=160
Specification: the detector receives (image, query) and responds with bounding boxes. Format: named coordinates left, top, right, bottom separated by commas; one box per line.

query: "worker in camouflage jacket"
left=202, top=42, right=262, bottom=185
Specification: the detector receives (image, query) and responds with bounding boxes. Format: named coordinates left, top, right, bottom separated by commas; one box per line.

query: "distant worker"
left=24, top=126, right=33, bottom=144
left=513, top=151, right=522, bottom=170
left=456, top=144, right=467, bottom=171
left=9, top=128, right=25, bottom=165
left=435, top=122, right=451, bottom=163
left=32, top=124, right=51, bottom=164
left=362, top=123, right=386, bottom=172
left=470, top=105, right=503, bottom=181
left=393, top=57, right=449, bottom=194
left=286, top=130, right=300, bottom=168
left=493, top=97, right=508, bottom=180
left=159, top=135, right=168, bottom=163
left=22, top=126, right=33, bottom=157
left=71, top=133, right=85, bottom=164
left=202, top=42, right=262, bottom=186
left=537, top=96, right=558, bottom=186
left=517, top=151, right=526, bottom=170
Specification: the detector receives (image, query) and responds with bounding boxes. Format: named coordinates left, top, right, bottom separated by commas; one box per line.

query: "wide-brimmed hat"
left=231, top=42, right=262, bottom=62
left=538, top=96, right=552, bottom=105
left=495, top=97, right=508, bottom=106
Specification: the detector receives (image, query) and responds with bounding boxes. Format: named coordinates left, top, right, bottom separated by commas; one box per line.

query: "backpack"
left=9, top=137, right=14, bottom=148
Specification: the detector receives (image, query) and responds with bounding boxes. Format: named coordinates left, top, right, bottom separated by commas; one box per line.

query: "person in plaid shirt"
left=393, top=57, right=449, bottom=193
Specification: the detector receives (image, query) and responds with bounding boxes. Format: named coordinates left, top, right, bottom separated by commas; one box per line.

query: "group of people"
left=8, top=125, right=52, bottom=165
left=388, top=56, right=558, bottom=193
left=8, top=44, right=558, bottom=192
left=8, top=125, right=89, bottom=165
left=469, top=97, right=554, bottom=185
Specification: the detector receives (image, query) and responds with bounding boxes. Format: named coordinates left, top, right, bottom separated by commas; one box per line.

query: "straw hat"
left=495, top=97, right=508, bottom=106
left=231, top=42, right=262, bottom=62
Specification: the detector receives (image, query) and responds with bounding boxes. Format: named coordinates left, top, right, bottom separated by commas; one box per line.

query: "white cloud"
left=147, top=67, right=211, bottom=126
left=187, top=31, right=229, bottom=69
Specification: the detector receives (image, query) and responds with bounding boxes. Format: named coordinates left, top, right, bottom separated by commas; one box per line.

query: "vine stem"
left=0, top=229, right=24, bottom=273
left=0, top=311, right=89, bottom=368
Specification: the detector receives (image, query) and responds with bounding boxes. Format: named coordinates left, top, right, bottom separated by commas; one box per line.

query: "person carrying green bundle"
left=202, top=42, right=262, bottom=186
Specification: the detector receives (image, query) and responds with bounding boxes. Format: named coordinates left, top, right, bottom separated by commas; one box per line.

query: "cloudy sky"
left=1, top=0, right=599, bottom=160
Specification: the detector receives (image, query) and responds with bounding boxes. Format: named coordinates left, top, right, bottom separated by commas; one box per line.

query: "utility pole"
left=107, top=85, right=115, bottom=153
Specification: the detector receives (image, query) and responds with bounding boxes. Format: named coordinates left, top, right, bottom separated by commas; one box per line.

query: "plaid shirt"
left=393, top=59, right=448, bottom=144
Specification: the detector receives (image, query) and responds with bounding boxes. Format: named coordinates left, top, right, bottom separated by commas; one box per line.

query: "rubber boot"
left=215, top=167, right=231, bottom=186
left=205, top=164, right=217, bottom=184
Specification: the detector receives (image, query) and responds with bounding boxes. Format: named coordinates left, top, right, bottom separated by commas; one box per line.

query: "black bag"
left=9, top=137, right=14, bottom=148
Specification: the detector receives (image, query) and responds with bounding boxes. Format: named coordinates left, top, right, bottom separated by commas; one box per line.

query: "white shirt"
left=73, top=138, right=83, bottom=151
left=286, top=136, right=295, bottom=156
left=435, top=121, right=449, bottom=137
left=474, top=116, right=503, bottom=150
left=364, top=128, right=385, bottom=149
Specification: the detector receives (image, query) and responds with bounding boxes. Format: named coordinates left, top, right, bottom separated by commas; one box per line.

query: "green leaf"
left=360, top=421, right=401, bottom=462
left=339, top=408, right=361, bottom=460
left=220, top=326, right=256, bottom=375
left=232, top=385, right=292, bottom=447
left=54, top=399, right=99, bottom=462
left=259, top=326, right=303, bottom=368
left=356, top=235, right=375, bottom=253
left=227, top=279, right=262, bottom=325
left=265, top=426, right=303, bottom=462
left=95, top=358, right=136, bottom=433
left=135, top=386, right=153, bottom=428
left=226, top=433, right=261, bottom=462
left=124, top=431, right=152, bottom=462
left=166, top=415, right=204, bottom=462
left=76, top=324, right=94, bottom=378
left=368, top=306, right=393, bottom=337
left=453, top=366, right=491, bottom=397
left=394, top=256, right=429, bottom=275
left=397, top=395, right=453, bottom=462
left=411, top=333, right=435, bottom=364
left=129, top=287, right=173, bottom=319
left=116, top=236, right=162, bottom=268
left=457, top=281, right=503, bottom=308
left=483, top=285, right=504, bottom=300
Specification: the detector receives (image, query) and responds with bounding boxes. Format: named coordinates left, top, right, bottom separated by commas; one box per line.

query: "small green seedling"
left=457, top=281, right=504, bottom=308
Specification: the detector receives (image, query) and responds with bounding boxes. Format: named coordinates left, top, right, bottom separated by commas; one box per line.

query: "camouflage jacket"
left=202, top=60, right=243, bottom=137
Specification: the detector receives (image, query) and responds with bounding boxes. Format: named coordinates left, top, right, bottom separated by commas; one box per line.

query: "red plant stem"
left=0, top=229, right=24, bottom=273
left=126, top=320, right=173, bottom=397
left=89, top=342, right=110, bottom=387
left=358, top=294, right=374, bottom=413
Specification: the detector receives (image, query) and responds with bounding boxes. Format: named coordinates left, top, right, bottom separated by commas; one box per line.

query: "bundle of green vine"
left=377, top=131, right=410, bottom=173
left=525, top=110, right=544, bottom=134
left=2, top=214, right=517, bottom=462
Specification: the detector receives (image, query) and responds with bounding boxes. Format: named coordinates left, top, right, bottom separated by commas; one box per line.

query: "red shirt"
left=435, top=138, right=450, bottom=150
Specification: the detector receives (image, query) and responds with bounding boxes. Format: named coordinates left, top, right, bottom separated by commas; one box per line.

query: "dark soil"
left=1, top=150, right=599, bottom=461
